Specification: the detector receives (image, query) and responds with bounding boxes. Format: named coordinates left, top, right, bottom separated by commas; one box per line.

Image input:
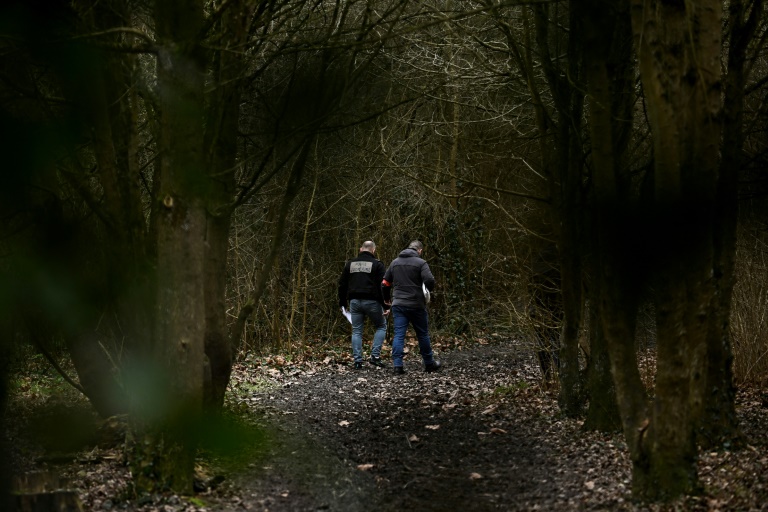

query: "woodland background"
left=1, top=0, right=768, bottom=508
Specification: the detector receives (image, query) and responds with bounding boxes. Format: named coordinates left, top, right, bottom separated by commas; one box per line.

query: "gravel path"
left=219, top=340, right=635, bottom=511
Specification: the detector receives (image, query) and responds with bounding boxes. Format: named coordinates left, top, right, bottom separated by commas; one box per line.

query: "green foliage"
left=27, top=402, right=99, bottom=454
left=229, top=378, right=278, bottom=398
left=431, top=200, right=491, bottom=330
left=8, top=348, right=83, bottom=404
left=197, top=412, right=271, bottom=471
left=186, top=497, right=207, bottom=507
left=493, top=381, right=530, bottom=396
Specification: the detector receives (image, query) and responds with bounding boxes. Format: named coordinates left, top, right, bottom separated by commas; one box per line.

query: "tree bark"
left=628, top=0, right=723, bottom=499
left=589, top=56, right=648, bottom=488
left=229, top=139, right=313, bottom=355
left=131, top=0, right=207, bottom=495
left=696, top=0, right=761, bottom=449
left=14, top=491, right=84, bottom=512
left=583, top=293, right=621, bottom=432
left=532, top=4, right=585, bottom=415
left=52, top=0, right=150, bottom=419
left=577, top=0, right=634, bottom=434
left=201, top=0, right=251, bottom=410
left=0, top=339, right=11, bottom=512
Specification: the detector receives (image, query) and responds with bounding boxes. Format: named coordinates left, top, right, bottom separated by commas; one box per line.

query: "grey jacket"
left=382, top=248, right=435, bottom=309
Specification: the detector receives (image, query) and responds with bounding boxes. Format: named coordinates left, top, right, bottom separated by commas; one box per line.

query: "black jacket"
left=382, top=248, right=435, bottom=309
left=338, top=251, right=386, bottom=307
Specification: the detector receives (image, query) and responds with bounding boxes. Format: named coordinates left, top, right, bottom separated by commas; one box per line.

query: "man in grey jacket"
left=381, top=240, right=441, bottom=374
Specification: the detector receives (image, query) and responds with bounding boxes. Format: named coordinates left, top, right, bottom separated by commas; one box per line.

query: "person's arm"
left=375, top=261, right=386, bottom=306
left=338, top=262, right=350, bottom=308
left=421, top=262, right=436, bottom=292
left=381, top=265, right=393, bottom=306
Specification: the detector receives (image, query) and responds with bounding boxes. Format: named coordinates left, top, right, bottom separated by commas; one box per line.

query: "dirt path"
left=216, top=340, right=635, bottom=511
left=18, top=338, right=767, bottom=511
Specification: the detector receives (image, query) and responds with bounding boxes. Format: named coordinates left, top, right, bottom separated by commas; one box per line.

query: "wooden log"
left=12, top=470, right=69, bottom=493
left=13, top=470, right=82, bottom=512
left=14, top=490, right=83, bottom=512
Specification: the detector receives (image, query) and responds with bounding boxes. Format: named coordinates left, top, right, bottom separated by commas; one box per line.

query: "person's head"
left=407, top=240, right=423, bottom=254
left=360, top=240, right=376, bottom=254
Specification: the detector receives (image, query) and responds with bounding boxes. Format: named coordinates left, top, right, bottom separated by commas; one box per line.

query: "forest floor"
left=7, top=335, right=768, bottom=511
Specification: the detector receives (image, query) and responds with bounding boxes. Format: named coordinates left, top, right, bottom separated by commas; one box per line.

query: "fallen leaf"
left=408, top=434, right=420, bottom=442
left=469, top=472, right=483, bottom=480
left=425, top=425, right=440, bottom=430
left=490, top=428, right=507, bottom=435
left=481, top=405, right=498, bottom=415
left=339, top=420, right=350, bottom=427
left=357, top=464, right=374, bottom=471
left=585, top=481, right=595, bottom=490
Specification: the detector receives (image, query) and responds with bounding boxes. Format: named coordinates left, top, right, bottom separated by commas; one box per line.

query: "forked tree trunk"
left=591, top=145, right=648, bottom=492
left=580, top=0, right=714, bottom=498
left=696, top=0, right=761, bottom=449
left=202, top=0, right=252, bottom=410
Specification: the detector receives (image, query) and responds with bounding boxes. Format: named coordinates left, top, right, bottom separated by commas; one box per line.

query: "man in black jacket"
left=338, top=240, right=388, bottom=369
left=381, top=240, right=441, bottom=374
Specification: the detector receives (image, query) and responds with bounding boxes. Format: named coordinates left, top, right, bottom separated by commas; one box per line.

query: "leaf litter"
left=7, top=335, right=768, bottom=511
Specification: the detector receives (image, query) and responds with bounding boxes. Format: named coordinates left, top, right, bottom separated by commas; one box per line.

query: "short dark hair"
left=408, top=240, right=423, bottom=251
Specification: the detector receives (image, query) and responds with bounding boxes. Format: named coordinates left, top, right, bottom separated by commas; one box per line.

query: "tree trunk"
left=528, top=243, right=562, bottom=384
left=583, top=294, right=621, bottom=432
left=0, top=340, right=11, bottom=512
left=628, top=0, right=723, bottom=499
left=229, top=139, right=312, bottom=355
left=202, top=0, right=252, bottom=410
left=532, top=4, right=585, bottom=415
left=576, top=0, right=634, bottom=433
left=696, top=0, right=761, bottom=449
left=557, top=209, right=583, bottom=414
left=131, top=0, right=207, bottom=495
left=58, top=0, right=149, bottom=419
left=65, top=330, right=128, bottom=418
left=14, top=491, right=84, bottom=512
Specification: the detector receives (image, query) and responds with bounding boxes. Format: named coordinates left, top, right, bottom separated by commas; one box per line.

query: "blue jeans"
left=350, top=299, right=386, bottom=363
left=391, top=305, right=435, bottom=368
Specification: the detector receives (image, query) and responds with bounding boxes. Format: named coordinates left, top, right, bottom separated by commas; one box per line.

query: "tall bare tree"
left=584, top=0, right=733, bottom=499
left=125, top=0, right=209, bottom=493
left=576, top=0, right=636, bottom=432
left=483, top=1, right=587, bottom=413
left=698, top=0, right=764, bottom=448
